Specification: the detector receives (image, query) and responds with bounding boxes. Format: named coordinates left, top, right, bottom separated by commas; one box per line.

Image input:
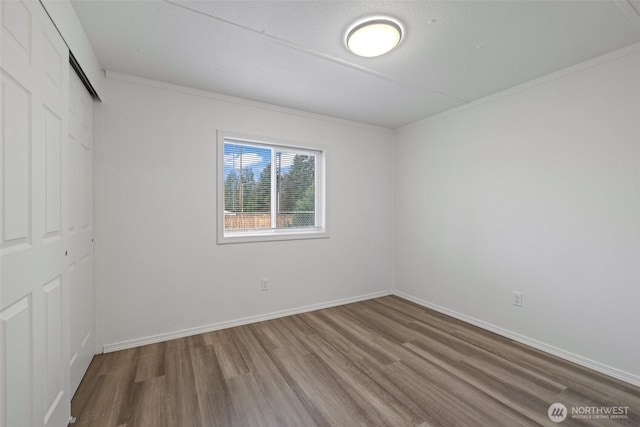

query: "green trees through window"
left=223, top=140, right=318, bottom=231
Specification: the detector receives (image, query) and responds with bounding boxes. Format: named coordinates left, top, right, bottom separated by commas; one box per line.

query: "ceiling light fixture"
left=346, top=17, right=403, bottom=58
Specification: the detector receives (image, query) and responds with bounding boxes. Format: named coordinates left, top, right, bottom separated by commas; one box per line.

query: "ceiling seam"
left=162, top=0, right=469, bottom=103
left=616, top=0, right=640, bottom=30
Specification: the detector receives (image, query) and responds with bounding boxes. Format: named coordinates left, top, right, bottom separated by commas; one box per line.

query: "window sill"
left=217, top=229, right=329, bottom=245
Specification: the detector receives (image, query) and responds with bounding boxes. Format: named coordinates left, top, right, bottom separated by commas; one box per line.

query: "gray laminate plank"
left=71, top=296, right=640, bottom=426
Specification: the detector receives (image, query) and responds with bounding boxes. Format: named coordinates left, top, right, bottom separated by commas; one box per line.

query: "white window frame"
left=217, top=130, right=328, bottom=244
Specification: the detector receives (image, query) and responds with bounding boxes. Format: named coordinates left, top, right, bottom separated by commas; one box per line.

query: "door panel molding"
left=1, top=2, right=81, bottom=426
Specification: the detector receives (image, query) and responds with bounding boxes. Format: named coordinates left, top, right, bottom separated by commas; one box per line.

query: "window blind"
left=223, top=139, right=318, bottom=232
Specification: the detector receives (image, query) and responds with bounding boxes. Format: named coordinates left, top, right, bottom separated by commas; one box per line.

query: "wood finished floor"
left=71, top=296, right=640, bottom=426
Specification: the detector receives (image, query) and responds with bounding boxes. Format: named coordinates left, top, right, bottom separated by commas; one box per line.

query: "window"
left=217, top=131, right=327, bottom=243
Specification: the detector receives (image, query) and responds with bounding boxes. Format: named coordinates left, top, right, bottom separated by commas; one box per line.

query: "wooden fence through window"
left=224, top=213, right=295, bottom=230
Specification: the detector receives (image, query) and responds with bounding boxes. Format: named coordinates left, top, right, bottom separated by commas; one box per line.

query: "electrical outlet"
left=513, top=291, right=523, bottom=307
left=261, top=279, right=270, bottom=292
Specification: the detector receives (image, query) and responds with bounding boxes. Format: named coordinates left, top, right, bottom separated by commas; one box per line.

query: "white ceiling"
left=72, top=0, right=640, bottom=129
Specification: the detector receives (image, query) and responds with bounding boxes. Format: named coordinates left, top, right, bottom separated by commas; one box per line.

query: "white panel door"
left=1, top=1, right=70, bottom=426
left=67, top=66, right=95, bottom=397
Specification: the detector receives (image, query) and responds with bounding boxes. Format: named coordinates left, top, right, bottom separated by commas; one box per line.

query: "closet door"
left=1, top=1, right=70, bottom=426
left=67, top=65, right=95, bottom=397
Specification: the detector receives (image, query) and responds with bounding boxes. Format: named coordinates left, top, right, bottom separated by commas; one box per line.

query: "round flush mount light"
left=346, top=17, right=403, bottom=57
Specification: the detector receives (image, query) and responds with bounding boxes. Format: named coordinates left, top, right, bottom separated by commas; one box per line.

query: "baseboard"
left=102, top=288, right=639, bottom=388
left=102, top=290, right=393, bottom=353
left=393, top=291, right=640, bottom=387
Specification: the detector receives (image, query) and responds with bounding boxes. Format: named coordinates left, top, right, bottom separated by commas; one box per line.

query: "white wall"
left=394, top=46, right=640, bottom=384
left=98, top=73, right=393, bottom=350
left=97, top=42, right=639, bottom=385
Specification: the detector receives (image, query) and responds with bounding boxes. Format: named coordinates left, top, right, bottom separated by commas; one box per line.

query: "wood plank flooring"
left=71, top=296, right=640, bottom=426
